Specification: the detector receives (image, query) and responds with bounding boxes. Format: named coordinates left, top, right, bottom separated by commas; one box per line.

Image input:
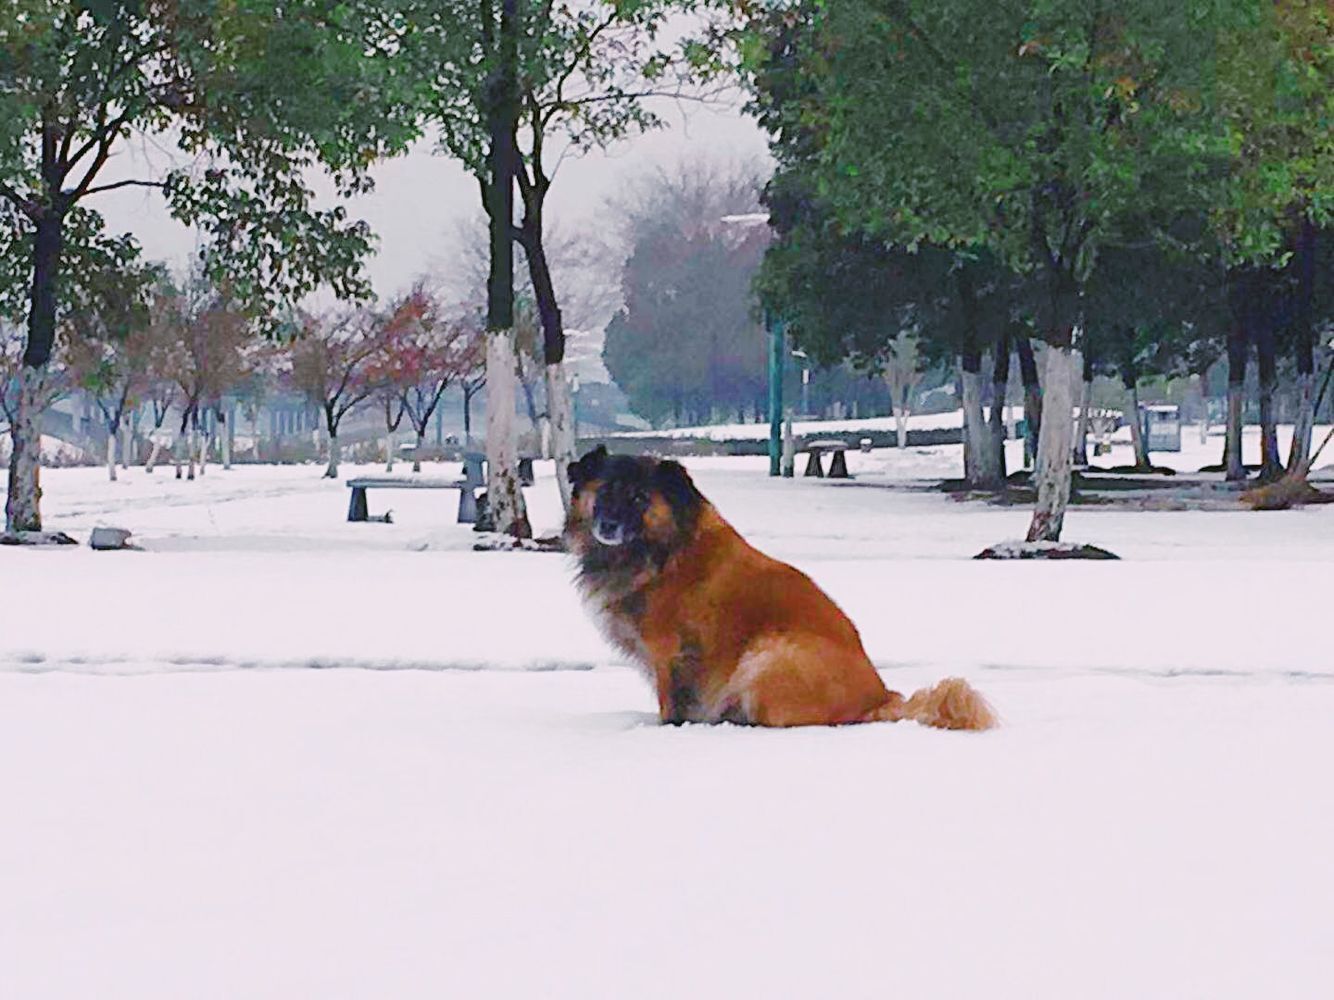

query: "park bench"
left=347, top=453, right=538, bottom=525
left=802, top=439, right=852, bottom=479
left=347, top=476, right=480, bottom=524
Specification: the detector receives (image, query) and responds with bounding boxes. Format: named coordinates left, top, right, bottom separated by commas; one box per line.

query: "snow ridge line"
left=977, top=662, right=1334, bottom=683
left=0, top=652, right=604, bottom=676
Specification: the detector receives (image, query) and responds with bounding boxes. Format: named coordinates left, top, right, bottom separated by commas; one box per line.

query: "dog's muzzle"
left=592, top=518, right=627, bottom=547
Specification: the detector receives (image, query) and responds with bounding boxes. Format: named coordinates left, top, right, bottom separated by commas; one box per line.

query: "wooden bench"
left=347, top=477, right=478, bottom=524
left=802, top=439, right=852, bottom=479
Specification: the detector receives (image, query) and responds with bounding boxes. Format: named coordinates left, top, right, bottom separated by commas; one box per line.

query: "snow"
left=3, top=433, right=1333, bottom=999
left=612, top=405, right=1026, bottom=441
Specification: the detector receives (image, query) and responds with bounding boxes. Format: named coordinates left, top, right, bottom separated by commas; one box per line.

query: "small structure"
left=801, top=439, right=852, bottom=479
left=1142, top=405, right=1182, bottom=453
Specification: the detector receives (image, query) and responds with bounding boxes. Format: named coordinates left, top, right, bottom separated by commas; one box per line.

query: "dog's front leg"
left=659, top=634, right=704, bottom=725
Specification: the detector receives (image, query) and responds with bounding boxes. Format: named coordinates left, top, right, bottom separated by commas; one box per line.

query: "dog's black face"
left=566, top=446, right=702, bottom=572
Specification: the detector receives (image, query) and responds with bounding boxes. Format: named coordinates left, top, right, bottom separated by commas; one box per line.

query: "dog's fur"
left=565, top=446, right=996, bottom=730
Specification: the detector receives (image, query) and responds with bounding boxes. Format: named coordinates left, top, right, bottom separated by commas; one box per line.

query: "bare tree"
left=290, top=309, right=379, bottom=479
left=158, top=282, right=252, bottom=480
left=370, top=285, right=484, bottom=472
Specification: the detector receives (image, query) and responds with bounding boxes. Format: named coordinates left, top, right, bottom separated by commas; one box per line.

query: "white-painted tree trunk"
left=325, top=433, right=340, bottom=479
left=106, top=429, right=117, bottom=482
left=545, top=361, right=576, bottom=514
left=1074, top=374, right=1092, bottom=466
left=221, top=412, right=232, bottom=471
left=145, top=440, right=162, bottom=474
left=960, top=368, right=997, bottom=487
left=187, top=430, right=198, bottom=480
left=892, top=406, right=909, bottom=449
left=174, top=434, right=184, bottom=479
left=121, top=423, right=132, bottom=470
left=1025, top=344, right=1078, bottom=542
left=412, top=431, right=426, bottom=473
left=485, top=330, right=532, bottom=538
left=4, top=366, right=48, bottom=534
left=1287, top=372, right=1315, bottom=474
left=385, top=433, right=395, bottom=473
left=782, top=411, right=796, bottom=477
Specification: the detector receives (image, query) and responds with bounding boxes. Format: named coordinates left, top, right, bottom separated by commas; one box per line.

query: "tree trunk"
left=6, top=212, right=63, bottom=534
left=1255, top=314, right=1282, bottom=482
left=545, top=361, right=576, bottom=513
left=106, top=427, right=118, bottom=482
left=1026, top=341, right=1078, bottom=542
left=481, top=0, right=531, bottom=540
left=1073, top=349, right=1092, bottom=466
left=1223, top=271, right=1252, bottom=481
left=1016, top=333, right=1042, bottom=468
left=464, top=386, right=480, bottom=445
left=325, top=433, right=340, bottom=479
left=5, top=366, right=49, bottom=534
left=522, top=231, right=577, bottom=514
left=1287, top=221, right=1317, bottom=474
left=385, top=432, right=395, bottom=473
left=221, top=409, right=232, bottom=471
left=893, top=409, right=908, bottom=449
left=146, top=440, right=162, bottom=474
left=990, top=334, right=1011, bottom=477
left=413, top=431, right=425, bottom=473
left=485, top=330, right=531, bottom=537
left=959, top=352, right=996, bottom=488
left=188, top=426, right=198, bottom=481
left=1125, top=376, right=1149, bottom=469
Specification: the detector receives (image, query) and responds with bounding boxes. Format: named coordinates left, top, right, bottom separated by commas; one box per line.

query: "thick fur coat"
left=565, top=447, right=996, bottom=730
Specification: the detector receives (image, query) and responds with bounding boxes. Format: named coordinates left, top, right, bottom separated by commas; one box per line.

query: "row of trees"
left=3, top=0, right=719, bottom=539
left=745, top=0, right=1334, bottom=542
left=2, top=275, right=490, bottom=483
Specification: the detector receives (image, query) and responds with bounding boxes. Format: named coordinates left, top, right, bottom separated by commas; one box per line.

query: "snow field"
left=2, top=437, right=1333, bottom=998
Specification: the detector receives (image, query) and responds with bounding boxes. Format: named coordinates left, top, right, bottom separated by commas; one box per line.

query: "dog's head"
left=565, top=446, right=703, bottom=569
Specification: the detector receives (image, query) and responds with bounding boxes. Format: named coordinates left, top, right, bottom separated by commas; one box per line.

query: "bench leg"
left=457, top=487, right=478, bottom=524
left=804, top=452, right=824, bottom=477
left=348, top=487, right=368, bottom=522
left=828, top=451, right=850, bottom=479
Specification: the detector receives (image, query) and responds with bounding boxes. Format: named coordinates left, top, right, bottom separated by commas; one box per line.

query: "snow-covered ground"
left=612, top=405, right=1028, bottom=440
left=3, top=431, right=1332, bottom=999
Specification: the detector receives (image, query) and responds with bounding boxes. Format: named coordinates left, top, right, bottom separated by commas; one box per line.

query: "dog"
left=565, top=446, right=996, bottom=730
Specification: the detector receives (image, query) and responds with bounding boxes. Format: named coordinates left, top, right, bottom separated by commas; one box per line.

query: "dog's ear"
left=569, top=445, right=609, bottom=489
left=653, top=459, right=700, bottom=513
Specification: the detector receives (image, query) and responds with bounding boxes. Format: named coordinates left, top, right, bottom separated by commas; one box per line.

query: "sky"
left=93, top=99, right=770, bottom=306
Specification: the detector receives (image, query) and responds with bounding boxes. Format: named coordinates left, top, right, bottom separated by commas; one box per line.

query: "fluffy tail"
left=867, top=678, right=997, bottom=731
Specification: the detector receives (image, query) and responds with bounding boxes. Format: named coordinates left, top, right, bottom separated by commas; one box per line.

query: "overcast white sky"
left=93, top=99, right=769, bottom=304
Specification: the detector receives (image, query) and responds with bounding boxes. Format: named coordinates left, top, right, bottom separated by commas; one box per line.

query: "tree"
left=0, top=0, right=416, bottom=534
left=406, top=0, right=713, bottom=525
left=603, top=163, right=768, bottom=426
left=1215, top=1, right=1334, bottom=479
left=63, top=258, right=160, bottom=480
left=884, top=330, right=925, bottom=450
left=290, top=309, right=380, bottom=479
left=371, top=285, right=481, bottom=472
left=156, top=278, right=252, bottom=480
left=750, top=0, right=1243, bottom=540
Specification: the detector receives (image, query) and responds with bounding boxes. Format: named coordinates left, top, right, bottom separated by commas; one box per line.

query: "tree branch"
left=79, top=177, right=169, bottom=198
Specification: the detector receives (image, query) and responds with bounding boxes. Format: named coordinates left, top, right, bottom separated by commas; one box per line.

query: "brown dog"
left=566, top=446, right=996, bottom=730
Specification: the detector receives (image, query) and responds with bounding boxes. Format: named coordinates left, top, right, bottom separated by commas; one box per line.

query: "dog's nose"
left=592, top=518, right=625, bottom=546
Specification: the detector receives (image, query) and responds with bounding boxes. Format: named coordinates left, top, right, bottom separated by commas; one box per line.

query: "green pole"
left=767, top=312, right=784, bottom=476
